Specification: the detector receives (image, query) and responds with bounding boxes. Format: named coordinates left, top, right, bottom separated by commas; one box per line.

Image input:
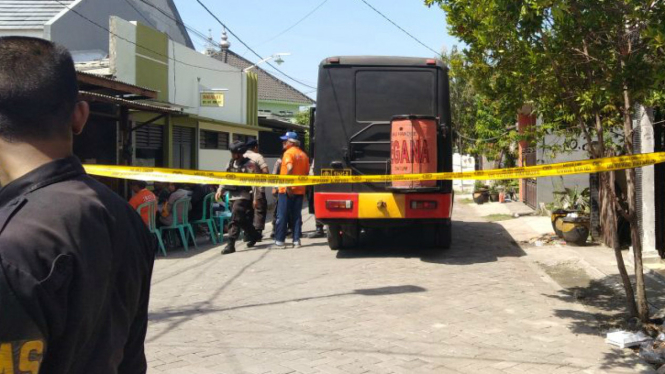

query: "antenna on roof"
left=203, top=29, right=216, bottom=56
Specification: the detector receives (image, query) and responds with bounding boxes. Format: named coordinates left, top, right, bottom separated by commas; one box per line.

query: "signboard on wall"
left=200, top=92, right=225, bottom=107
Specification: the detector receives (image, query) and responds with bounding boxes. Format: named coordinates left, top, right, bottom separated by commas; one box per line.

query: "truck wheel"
left=341, top=224, right=359, bottom=248
left=327, top=224, right=342, bottom=250
left=434, top=220, right=452, bottom=250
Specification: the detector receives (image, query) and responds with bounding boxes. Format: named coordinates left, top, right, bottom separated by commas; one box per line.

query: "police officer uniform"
left=220, top=141, right=261, bottom=254
left=0, top=157, right=155, bottom=374
left=244, top=139, right=268, bottom=235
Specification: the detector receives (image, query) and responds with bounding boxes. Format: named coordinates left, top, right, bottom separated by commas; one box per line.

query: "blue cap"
left=280, top=131, right=299, bottom=141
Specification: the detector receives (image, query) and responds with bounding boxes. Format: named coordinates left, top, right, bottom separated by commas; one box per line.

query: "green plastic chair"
left=213, top=193, right=233, bottom=244
left=159, top=197, right=198, bottom=252
left=136, top=199, right=167, bottom=257
left=190, top=193, right=219, bottom=244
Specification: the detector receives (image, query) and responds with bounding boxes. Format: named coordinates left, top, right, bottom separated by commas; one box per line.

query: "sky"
left=172, top=0, right=462, bottom=100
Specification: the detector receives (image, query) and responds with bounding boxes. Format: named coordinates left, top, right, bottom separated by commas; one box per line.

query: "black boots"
left=221, top=240, right=236, bottom=255
left=308, top=228, right=325, bottom=239
left=246, top=231, right=261, bottom=248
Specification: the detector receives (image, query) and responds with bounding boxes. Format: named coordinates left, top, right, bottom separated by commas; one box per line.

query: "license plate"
left=321, top=168, right=351, bottom=177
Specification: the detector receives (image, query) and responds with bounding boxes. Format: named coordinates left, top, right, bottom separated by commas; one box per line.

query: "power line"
left=51, top=0, right=240, bottom=75
left=122, top=0, right=157, bottom=28
left=137, top=0, right=317, bottom=91
left=358, top=0, right=440, bottom=56
left=194, top=0, right=317, bottom=90
left=137, top=0, right=216, bottom=48
left=254, top=0, right=329, bottom=48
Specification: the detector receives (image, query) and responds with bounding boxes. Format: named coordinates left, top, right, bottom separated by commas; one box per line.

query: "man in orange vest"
left=129, top=180, right=157, bottom=226
left=274, top=132, right=309, bottom=248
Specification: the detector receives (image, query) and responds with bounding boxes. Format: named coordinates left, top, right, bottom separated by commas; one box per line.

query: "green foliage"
left=551, top=187, right=591, bottom=213
left=293, top=110, right=310, bottom=127
left=473, top=180, right=488, bottom=191
left=484, top=214, right=514, bottom=222
left=293, top=110, right=311, bottom=152
left=426, top=0, right=665, bottom=161
left=442, top=48, right=518, bottom=162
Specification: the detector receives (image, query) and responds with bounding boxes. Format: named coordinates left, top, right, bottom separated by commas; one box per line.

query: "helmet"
left=229, top=140, right=247, bottom=154
left=280, top=131, right=298, bottom=141
left=245, top=138, right=258, bottom=148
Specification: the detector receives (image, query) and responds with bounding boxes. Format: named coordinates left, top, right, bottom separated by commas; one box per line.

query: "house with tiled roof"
left=212, top=37, right=315, bottom=124
left=0, top=0, right=193, bottom=56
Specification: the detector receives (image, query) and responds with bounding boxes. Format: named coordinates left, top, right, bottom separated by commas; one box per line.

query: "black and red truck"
left=310, top=56, right=454, bottom=251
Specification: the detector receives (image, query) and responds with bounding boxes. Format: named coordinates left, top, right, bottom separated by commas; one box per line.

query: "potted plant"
left=502, top=179, right=518, bottom=202
left=551, top=187, right=591, bottom=245
left=488, top=183, right=501, bottom=202
left=472, top=180, right=489, bottom=204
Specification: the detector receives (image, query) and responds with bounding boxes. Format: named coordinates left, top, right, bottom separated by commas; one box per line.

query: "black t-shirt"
left=0, top=157, right=156, bottom=374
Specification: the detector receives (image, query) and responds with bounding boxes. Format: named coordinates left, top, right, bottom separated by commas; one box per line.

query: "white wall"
left=168, top=42, right=245, bottom=124
left=109, top=17, right=136, bottom=84
left=110, top=17, right=248, bottom=125
left=453, top=153, right=475, bottom=192
left=536, top=134, right=590, bottom=205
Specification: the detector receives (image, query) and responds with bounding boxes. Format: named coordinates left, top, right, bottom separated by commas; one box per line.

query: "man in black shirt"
left=215, top=141, right=262, bottom=254
left=0, top=37, right=155, bottom=373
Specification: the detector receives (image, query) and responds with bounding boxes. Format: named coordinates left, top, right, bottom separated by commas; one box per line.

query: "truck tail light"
left=326, top=200, right=353, bottom=210
left=411, top=200, right=437, bottom=210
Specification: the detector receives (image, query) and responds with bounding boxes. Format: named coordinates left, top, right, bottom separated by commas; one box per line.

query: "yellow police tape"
left=83, top=152, right=665, bottom=187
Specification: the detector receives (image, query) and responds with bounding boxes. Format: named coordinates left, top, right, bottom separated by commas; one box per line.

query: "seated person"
left=154, top=181, right=171, bottom=206
left=159, top=183, right=191, bottom=227
left=190, top=184, right=213, bottom=221
left=128, top=180, right=157, bottom=226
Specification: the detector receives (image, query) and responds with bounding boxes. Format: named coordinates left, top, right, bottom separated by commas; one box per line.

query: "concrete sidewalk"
left=464, top=195, right=665, bottom=321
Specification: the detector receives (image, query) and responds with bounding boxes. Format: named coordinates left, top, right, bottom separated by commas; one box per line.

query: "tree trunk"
left=620, top=66, right=649, bottom=321
left=601, top=172, right=639, bottom=317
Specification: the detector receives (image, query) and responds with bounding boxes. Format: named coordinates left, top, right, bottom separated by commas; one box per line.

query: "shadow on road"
left=540, top=273, right=662, bottom=372
left=149, top=285, right=426, bottom=322
left=154, top=238, right=219, bottom=261
left=336, top=220, right=526, bottom=265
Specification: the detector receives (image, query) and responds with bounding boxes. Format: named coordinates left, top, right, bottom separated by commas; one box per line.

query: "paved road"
left=146, top=199, right=651, bottom=373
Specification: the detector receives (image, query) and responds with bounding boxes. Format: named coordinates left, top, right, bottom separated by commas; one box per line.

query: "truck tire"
left=435, top=220, right=452, bottom=250
left=327, top=224, right=342, bottom=250
left=341, top=223, right=359, bottom=248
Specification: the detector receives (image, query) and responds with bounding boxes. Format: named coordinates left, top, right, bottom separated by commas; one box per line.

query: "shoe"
left=221, top=240, right=236, bottom=255
left=273, top=241, right=287, bottom=249
left=255, top=231, right=263, bottom=242
left=308, top=230, right=325, bottom=239
left=293, top=241, right=301, bottom=248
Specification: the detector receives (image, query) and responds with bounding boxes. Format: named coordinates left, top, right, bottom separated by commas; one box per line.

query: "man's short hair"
left=0, top=37, right=78, bottom=142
